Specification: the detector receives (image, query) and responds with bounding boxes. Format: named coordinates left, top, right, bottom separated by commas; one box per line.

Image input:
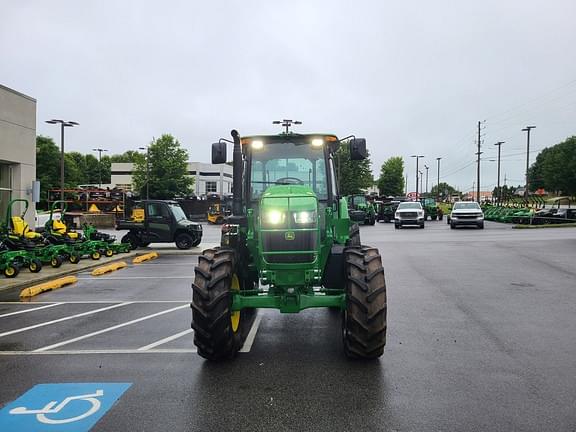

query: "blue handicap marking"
left=0, top=383, right=132, bottom=432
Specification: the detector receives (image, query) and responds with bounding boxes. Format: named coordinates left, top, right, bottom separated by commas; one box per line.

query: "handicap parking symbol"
left=0, top=383, right=131, bottom=431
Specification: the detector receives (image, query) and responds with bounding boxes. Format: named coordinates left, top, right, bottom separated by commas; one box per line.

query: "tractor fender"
left=321, top=245, right=346, bottom=290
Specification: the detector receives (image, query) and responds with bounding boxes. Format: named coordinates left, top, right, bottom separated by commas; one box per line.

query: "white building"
left=0, top=84, right=36, bottom=227
left=111, top=162, right=232, bottom=196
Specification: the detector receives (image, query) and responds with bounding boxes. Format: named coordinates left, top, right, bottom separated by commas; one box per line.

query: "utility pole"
left=411, top=155, right=424, bottom=200
left=476, top=121, right=483, bottom=204
left=436, top=157, right=442, bottom=201
left=92, top=148, right=108, bottom=188
left=522, top=126, right=536, bottom=198
left=424, top=165, right=429, bottom=195
left=494, top=141, right=504, bottom=204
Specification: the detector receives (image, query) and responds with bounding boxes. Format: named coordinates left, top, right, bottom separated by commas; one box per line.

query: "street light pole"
left=419, top=170, right=423, bottom=197
left=92, top=148, right=108, bottom=188
left=138, top=146, right=150, bottom=200
left=494, top=141, right=505, bottom=204
left=424, top=165, right=429, bottom=195
left=522, top=126, right=536, bottom=198
left=436, top=157, right=442, bottom=201
left=45, top=119, right=79, bottom=202
left=411, top=155, right=424, bottom=200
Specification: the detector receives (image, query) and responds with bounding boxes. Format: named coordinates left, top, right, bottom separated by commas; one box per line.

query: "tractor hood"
left=259, top=185, right=318, bottom=227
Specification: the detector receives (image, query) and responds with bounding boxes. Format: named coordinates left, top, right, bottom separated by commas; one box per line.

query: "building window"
left=205, top=181, right=217, bottom=193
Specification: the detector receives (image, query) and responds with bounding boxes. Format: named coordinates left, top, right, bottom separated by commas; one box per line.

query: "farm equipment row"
left=482, top=200, right=576, bottom=225
left=0, top=199, right=131, bottom=278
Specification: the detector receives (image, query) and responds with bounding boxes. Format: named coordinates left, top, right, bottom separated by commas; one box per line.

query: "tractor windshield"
left=350, top=195, right=367, bottom=206
left=249, top=142, right=327, bottom=200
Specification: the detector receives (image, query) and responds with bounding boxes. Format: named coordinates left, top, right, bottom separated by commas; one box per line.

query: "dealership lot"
left=0, top=222, right=575, bottom=431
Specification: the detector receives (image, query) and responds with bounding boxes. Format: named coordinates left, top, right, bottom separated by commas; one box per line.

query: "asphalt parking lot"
left=0, top=221, right=575, bottom=431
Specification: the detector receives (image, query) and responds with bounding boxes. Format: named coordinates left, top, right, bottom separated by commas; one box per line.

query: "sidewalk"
left=0, top=243, right=217, bottom=300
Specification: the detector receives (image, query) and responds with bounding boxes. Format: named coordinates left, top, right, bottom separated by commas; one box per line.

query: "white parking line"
left=34, top=305, right=189, bottom=352
left=0, top=301, right=188, bottom=304
left=239, top=314, right=263, bottom=353
left=0, top=303, right=63, bottom=318
left=0, top=303, right=133, bottom=338
left=138, top=329, right=194, bottom=351
left=0, top=348, right=197, bottom=355
left=76, top=276, right=194, bottom=280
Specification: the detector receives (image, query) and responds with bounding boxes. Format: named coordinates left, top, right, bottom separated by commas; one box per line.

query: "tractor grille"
left=262, top=231, right=317, bottom=263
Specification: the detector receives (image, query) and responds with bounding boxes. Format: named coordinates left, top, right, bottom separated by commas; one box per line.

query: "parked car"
left=450, top=201, right=484, bottom=229
left=394, top=202, right=425, bottom=229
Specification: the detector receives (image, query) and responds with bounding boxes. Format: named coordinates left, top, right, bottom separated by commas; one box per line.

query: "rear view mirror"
left=350, top=138, right=367, bottom=160
left=212, top=142, right=227, bottom=164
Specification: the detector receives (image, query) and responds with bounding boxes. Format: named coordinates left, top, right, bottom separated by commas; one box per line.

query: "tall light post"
left=419, top=170, right=423, bottom=197
left=138, top=146, right=150, bottom=200
left=424, top=164, right=429, bottom=195
left=436, top=157, right=442, bottom=201
left=494, top=141, right=505, bottom=203
left=92, top=148, right=108, bottom=188
left=522, top=126, right=536, bottom=198
left=45, top=119, right=79, bottom=202
left=411, top=155, right=424, bottom=200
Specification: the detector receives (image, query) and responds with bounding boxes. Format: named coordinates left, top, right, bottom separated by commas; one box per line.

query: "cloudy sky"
left=2, top=0, right=575, bottom=193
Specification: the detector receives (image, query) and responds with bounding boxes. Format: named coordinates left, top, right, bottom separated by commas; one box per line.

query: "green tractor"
left=347, top=194, right=376, bottom=225
left=191, top=127, right=387, bottom=361
left=420, top=197, right=443, bottom=221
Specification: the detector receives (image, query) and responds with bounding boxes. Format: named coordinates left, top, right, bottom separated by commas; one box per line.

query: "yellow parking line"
left=19, top=276, right=78, bottom=299
left=91, top=261, right=128, bottom=276
left=132, top=252, right=159, bottom=264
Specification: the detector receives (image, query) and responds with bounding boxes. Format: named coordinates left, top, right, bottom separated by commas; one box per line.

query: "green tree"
left=109, top=150, right=145, bottom=163
left=430, top=182, right=461, bottom=200
left=528, top=136, right=576, bottom=195
left=334, top=142, right=373, bottom=195
left=133, top=134, right=193, bottom=199
left=377, top=156, right=404, bottom=196
left=35, top=136, right=61, bottom=202
left=64, top=152, right=87, bottom=187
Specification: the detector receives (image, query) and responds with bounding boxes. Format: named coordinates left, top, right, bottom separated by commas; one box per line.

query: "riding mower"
left=44, top=201, right=112, bottom=260
left=82, top=223, right=131, bottom=254
left=0, top=240, right=42, bottom=278
left=3, top=199, right=79, bottom=268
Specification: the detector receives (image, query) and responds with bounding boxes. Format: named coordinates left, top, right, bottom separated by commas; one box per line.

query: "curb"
left=133, top=252, right=159, bottom=264
left=512, top=223, right=576, bottom=229
left=91, top=261, right=128, bottom=276
left=20, top=276, right=78, bottom=299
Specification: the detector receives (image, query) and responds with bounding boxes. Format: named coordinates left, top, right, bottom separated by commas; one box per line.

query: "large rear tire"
left=121, top=233, right=139, bottom=250
left=191, top=248, right=245, bottom=361
left=343, top=246, right=387, bottom=359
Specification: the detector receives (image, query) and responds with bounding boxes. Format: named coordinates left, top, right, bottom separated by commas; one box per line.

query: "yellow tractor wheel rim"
left=30, top=263, right=37, bottom=271
left=5, top=267, right=15, bottom=276
left=51, top=259, right=58, bottom=266
left=230, top=274, right=241, bottom=333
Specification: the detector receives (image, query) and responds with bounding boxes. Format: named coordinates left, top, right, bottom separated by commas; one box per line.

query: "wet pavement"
left=0, top=222, right=575, bottom=431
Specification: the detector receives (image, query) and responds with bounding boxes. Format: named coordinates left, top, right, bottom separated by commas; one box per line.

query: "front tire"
left=191, top=248, right=245, bottom=360
left=4, top=265, right=19, bottom=278
left=342, top=246, right=387, bottom=359
left=121, top=233, right=139, bottom=250
left=50, top=256, right=63, bottom=268
left=29, top=259, right=42, bottom=273
left=348, top=223, right=361, bottom=246
left=175, top=232, right=194, bottom=250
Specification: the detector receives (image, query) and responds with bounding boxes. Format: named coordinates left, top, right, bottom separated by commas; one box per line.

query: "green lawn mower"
left=83, top=223, right=131, bottom=254
left=191, top=127, right=387, bottom=361
left=44, top=201, right=111, bottom=260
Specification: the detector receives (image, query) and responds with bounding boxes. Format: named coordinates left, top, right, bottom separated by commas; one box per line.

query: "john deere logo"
left=285, top=231, right=295, bottom=241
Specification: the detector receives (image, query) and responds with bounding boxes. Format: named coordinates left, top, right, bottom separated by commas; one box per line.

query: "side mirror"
left=350, top=138, right=367, bottom=160
left=212, top=142, right=227, bottom=164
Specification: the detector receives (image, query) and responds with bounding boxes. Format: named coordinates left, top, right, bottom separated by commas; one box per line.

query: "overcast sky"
left=2, top=0, right=575, bottom=193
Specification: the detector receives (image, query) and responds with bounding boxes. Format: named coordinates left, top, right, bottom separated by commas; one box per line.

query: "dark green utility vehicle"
left=116, top=200, right=202, bottom=250
left=191, top=125, right=387, bottom=360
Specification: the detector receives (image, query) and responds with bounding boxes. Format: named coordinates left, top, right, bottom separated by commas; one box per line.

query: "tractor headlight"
left=293, top=210, right=316, bottom=225
left=252, top=140, right=264, bottom=150
left=263, top=210, right=285, bottom=225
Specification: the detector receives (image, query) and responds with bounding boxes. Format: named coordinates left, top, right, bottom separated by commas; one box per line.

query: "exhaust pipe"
left=231, top=129, right=243, bottom=216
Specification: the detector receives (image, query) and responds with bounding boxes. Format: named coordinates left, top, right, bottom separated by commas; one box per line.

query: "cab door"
left=143, top=202, right=174, bottom=242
